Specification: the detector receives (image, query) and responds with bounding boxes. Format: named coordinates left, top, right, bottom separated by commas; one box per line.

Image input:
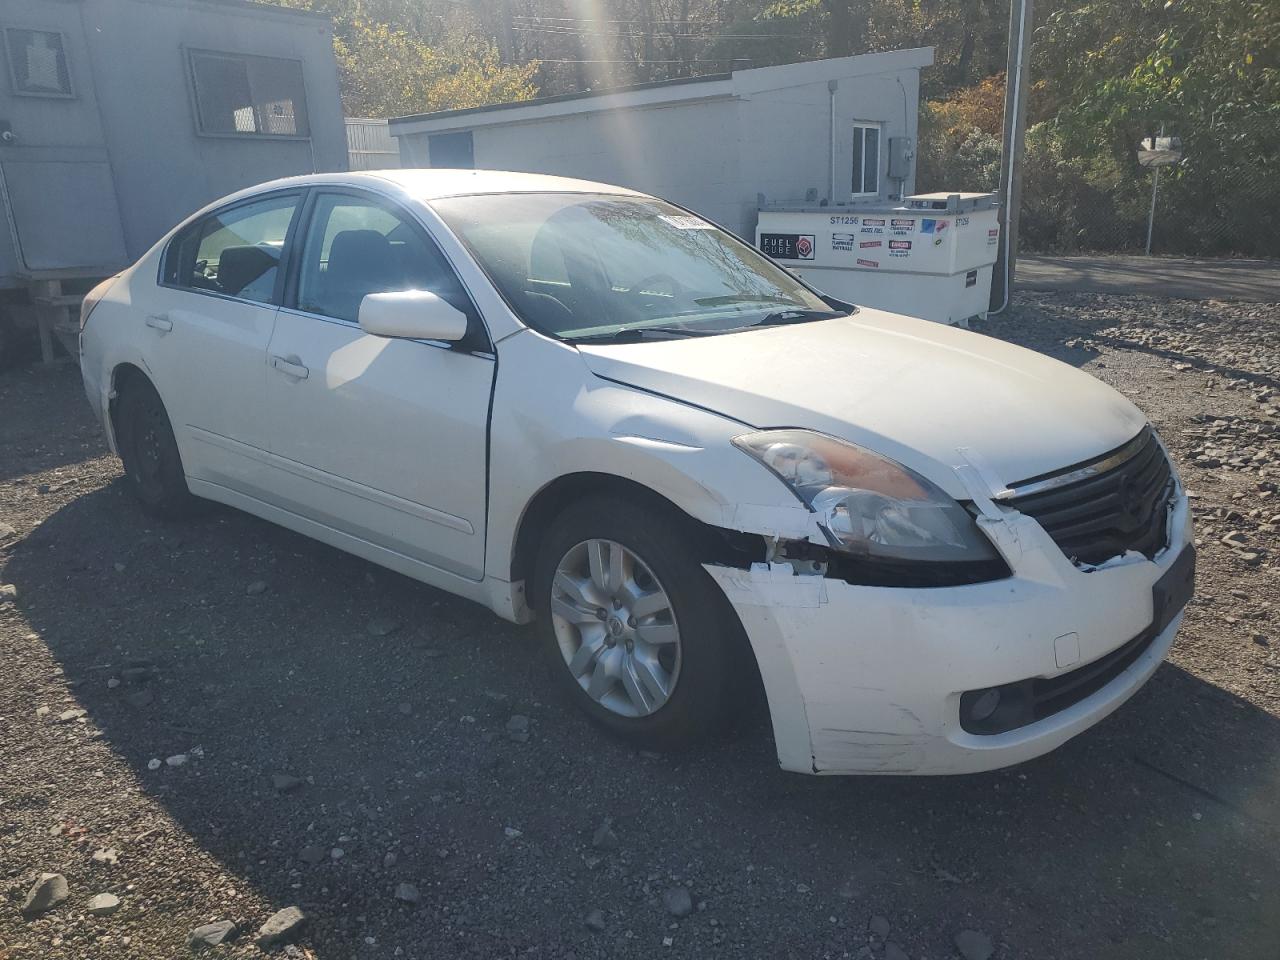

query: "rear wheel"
left=532, top=495, right=743, bottom=749
left=114, top=376, right=202, bottom=518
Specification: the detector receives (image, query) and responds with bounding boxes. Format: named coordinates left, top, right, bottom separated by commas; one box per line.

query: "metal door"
left=0, top=0, right=127, bottom=277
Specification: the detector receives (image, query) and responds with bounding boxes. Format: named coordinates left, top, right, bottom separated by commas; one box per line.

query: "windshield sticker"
left=760, top=233, right=815, bottom=260
left=856, top=258, right=879, bottom=268
left=659, top=214, right=714, bottom=230
left=831, top=233, right=856, bottom=251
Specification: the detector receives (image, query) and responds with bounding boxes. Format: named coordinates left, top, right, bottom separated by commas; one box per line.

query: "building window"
left=5, top=28, right=74, bottom=97
left=852, top=122, right=881, bottom=197
left=428, top=131, right=474, bottom=169
left=188, top=49, right=310, bottom=138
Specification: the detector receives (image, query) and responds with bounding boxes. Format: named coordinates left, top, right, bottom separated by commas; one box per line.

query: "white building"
left=389, top=49, right=934, bottom=240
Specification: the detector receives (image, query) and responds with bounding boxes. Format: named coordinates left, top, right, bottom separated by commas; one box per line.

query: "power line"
left=512, top=24, right=811, bottom=40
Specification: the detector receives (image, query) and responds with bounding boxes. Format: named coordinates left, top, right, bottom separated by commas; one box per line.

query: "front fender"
left=485, top=332, right=819, bottom=588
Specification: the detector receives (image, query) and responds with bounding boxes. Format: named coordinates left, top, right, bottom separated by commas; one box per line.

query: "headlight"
left=733, top=430, right=999, bottom=563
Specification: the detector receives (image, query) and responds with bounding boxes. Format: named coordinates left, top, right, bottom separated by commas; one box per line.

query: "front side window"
left=163, top=193, right=300, bottom=303
left=5, top=28, right=73, bottom=97
left=189, top=49, right=310, bottom=138
left=433, top=193, right=841, bottom=341
left=852, top=123, right=881, bottom=197
left=296, top=193, right=473, bottom=326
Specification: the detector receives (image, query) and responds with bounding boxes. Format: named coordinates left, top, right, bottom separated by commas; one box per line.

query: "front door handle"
left=145, top=314, right=172, bottom=333
left=270, top=354, right=309, bottom=380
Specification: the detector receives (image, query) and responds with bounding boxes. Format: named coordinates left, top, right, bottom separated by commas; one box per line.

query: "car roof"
left=228, top=169, right=649, bottom=204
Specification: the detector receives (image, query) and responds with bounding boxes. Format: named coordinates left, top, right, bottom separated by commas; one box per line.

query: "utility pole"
left=990, top=0, right=1033, bottom=312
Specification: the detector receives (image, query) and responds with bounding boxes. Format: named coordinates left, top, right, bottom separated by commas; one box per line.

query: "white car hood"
left=577, top=309, right=1147, bottom=498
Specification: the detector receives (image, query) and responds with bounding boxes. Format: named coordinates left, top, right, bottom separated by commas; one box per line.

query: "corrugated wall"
left=346, top=119, right=400, bottom=171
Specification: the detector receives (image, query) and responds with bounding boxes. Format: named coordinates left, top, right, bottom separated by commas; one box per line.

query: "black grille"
left=1006, top=428, right=1175, bottom=566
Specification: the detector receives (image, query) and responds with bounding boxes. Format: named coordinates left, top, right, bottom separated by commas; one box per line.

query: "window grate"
left=5, top=28, right=73, bottom=97
left=188, top=49, right=310, bottom=138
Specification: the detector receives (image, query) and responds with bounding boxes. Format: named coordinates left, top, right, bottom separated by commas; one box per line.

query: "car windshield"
left=431, top=192, right=845, bottom=341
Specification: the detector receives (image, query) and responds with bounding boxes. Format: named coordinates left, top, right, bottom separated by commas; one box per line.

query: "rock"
left=147, top=758, right=162, bottom=770
left=35, top=706, right=50, bottom=718
left=869, top=915, right=891, bottom=938
left=0, top=521, right=17, bottom=541
left=662, top=886, right=693, bottom=918
left=256, top=906, right=307, bottom=948
left=885, top=943, right=910, bottom=960
left=954, top=929, right=994, bottom=960
left=246, top=580, right=268, bottom=596
left=126, top=689, right=154, bottom=709
left=0, top=583, right=17, bottom=600
left=505, top=714, right=530, bottom=743
left=382, top=851, right=398, bottom=869
left=107, top=678, right=121, bottom=689
left=166, top=753, right=188, bottom=767
left=189, top=919, right=238, bottom=950
left=87, top=892, right=121, bottom=916
left=330, top=847, right=344, bottom=861
left=503, top=827, right=522, bottom=840
left=272, top=774, right=304, bottom=793
left=121, top=666, right=152, bottom=683
left=367, top=618, right=401, bottom=637
left=91, top=847, right=120, bottom=867
left=56, top=708, right=87, bottom=723
left=394, top=882, right=420, bottom=904
left=20, top=873, right=69, bottom=918
left=591, top=820, right=619, bottom=851
left=397, top=702, right=413, bottom=716
left=583, top=908, right=606, bottom=932
left=298, top=845, right=326, bottom=865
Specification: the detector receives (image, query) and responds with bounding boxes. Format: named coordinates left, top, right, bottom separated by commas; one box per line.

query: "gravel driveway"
left=2, top=292, right=1278, bottom=960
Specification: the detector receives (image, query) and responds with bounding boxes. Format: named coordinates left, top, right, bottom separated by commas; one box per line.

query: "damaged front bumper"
left=705, top=493, right=1193, bottom=776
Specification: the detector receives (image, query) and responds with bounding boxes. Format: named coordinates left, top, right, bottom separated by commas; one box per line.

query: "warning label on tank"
left=831, top=233, right=856, bottom=251
left=859, top=240, right=882, bottom=249
left=856, top=258, right=879, bottom=268
left=890, top=218, right=915, bottom=233
left=862, top=218, right=886, bottom=226
left=888, top=240, right=912, bottom=258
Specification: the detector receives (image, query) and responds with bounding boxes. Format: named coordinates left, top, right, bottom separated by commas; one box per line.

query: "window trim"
left=156, top=188, right=306, bottom=308
left=283, top=186, right=494, bottom=355
left=851, top=121, right=882, bottom=198
left=4, top=26, right=76, bottom=99
left=184, top=46, right=311, bottom=141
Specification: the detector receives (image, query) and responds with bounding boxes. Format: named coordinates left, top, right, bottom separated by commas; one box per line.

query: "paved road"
left=1018, top=255, right=1280, bottom=302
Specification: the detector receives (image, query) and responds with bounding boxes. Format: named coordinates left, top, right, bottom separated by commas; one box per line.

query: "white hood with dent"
left=578, top=310, right=1147, bottom=498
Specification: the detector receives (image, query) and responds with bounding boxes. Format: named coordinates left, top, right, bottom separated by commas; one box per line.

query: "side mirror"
left=358, top=290, right=469, bottom=342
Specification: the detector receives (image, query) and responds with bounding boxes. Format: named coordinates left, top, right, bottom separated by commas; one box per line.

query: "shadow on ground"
left=6, top=479, right=1280, bottom=959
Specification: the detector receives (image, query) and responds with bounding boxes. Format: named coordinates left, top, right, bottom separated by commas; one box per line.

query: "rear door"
left=263, top=188, right=494, bottom=579
left=0, top=4, right=127, bottom=276
left=144, top=190, right=303, bottom=498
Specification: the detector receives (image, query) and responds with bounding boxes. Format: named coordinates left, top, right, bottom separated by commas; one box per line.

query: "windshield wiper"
left=754, top=309, right=845, bottom=327
left=693, top=294, right=801, bottom=307
left=572, top=325, right=726, bottom=343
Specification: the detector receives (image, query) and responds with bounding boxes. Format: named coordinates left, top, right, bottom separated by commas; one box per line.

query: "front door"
left=0, top=1, right=127, bottom=277
left=264, top=189, right=494, bottom=580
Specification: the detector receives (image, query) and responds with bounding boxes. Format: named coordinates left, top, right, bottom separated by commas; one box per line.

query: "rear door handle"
left=270, top=354, right=309, bottom=380
left=145, top=314, right=172, bottom=333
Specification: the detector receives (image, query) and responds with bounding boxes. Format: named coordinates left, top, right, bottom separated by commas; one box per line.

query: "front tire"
left=114, top=376, right=202, bottom=518
left=532, top=495, right=743, bottom=749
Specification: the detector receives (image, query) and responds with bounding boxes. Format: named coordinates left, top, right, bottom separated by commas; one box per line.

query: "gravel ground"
left=2, top=291, right=1279, bottom=960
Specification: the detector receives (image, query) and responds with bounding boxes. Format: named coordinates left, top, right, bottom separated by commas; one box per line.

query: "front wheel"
left=532, top=496, right=745, bottom=749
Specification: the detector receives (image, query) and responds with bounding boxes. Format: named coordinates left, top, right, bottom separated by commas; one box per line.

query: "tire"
left=114, top=376, right=202, bottom=518
left=532, top=494, right=745, bottom=749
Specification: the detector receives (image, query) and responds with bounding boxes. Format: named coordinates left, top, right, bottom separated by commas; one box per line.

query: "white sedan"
left=79, top=171, right=1194, bottom=775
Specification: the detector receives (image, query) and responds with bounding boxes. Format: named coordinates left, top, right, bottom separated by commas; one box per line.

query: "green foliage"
left=334, top=21, right=538, bottom=118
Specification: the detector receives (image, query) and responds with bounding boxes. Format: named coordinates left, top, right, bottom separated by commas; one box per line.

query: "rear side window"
left=162, top=194, right=300, bottom=304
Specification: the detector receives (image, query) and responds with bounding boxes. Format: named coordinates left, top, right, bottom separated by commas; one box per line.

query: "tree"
left=334, top=20, right=539, bottom=118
